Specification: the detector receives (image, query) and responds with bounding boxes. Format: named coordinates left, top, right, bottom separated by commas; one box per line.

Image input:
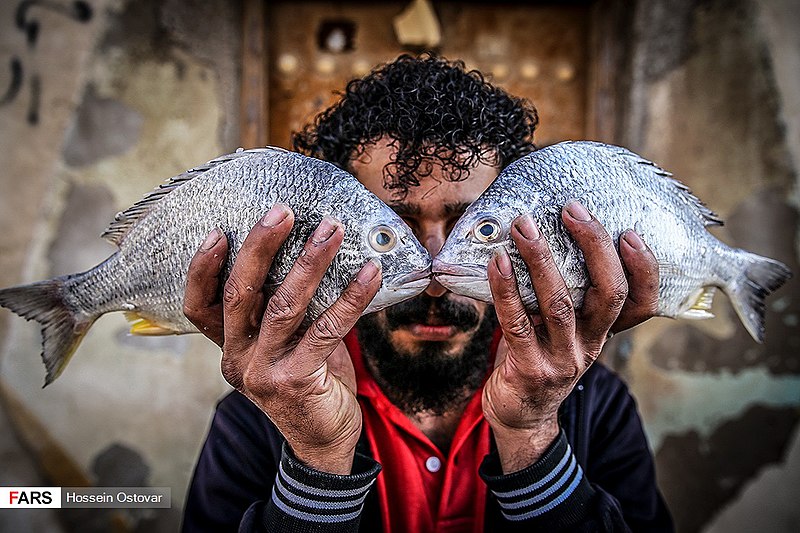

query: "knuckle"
left=504, top=308, right=533, bottom=338
left=546, top=353, right=582, bottom=384
left=265, top=289, right=302, bottom=324
left=337, top=285, right=367, bottom=315
left=241, top=366, right=265, bottom=395
left=544, top=290, right=574, bottom=327
left=310, top=313, right=346, bottom=345
left=607, top=276, right=629, bottom=310
left=221, top=356, right=244, bottom=390
left=223, top=277, right=246, bottom=309
left=241, top=362, right=282, bottom=398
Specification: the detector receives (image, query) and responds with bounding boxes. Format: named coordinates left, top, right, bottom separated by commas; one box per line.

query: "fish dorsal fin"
left=101, top=146, right=290, bottom=246
left=663, top=173, right=723, bottom=227
left=624, top=149, right=724, bottom=228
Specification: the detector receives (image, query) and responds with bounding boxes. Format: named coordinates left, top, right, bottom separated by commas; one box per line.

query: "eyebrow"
left=388, top=201, right=472, bottom=217
left=444, top=201, right=472, bottom=216
left=388, top=203, right=420, bottom=216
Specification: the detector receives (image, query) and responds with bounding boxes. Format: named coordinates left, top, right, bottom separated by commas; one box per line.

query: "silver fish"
left=433, top=141, right=791, bottom=342
left=0, top=147, right=431, bottom=385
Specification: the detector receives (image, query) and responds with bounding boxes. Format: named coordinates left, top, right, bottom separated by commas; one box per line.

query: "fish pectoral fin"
left=124, top=312, right=177, bottom=336
left=129, top=319, right=177, bottom=335
left=678, top=287, right=717, bottom=320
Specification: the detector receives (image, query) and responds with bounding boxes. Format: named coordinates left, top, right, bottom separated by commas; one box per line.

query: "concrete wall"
left=0, top=1, right=240, bottom=530
left=607, top=0, right=800, bottom=531
left=0, top=1, right=797, bottom=532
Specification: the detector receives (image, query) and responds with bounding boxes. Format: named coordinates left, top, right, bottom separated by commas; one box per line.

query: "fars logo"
left=0, top=487, right=61, bottom=508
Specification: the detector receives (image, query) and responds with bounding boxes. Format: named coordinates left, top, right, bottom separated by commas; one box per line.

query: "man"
left=181, top=55, right=673, bottom=531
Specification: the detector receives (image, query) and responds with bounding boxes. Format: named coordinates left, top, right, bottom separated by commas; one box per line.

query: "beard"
left=356, top=292, right=498, bottom=415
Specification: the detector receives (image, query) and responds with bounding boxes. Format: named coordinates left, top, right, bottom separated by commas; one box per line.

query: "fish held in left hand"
left=0, top=147, right=432, bottom=386
left=433, top=141, right=791, bottom=343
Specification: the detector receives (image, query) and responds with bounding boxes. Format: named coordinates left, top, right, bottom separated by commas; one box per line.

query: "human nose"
left=420, top=225, right=448, bottom=297
left=420, top=225, right=446, bottom=257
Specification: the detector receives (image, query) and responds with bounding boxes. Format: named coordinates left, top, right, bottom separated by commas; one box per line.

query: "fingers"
left=613, top=230, right=660, bottom=332
left=184, top=227, right=229, bottom=346
left=223, top=205, right=294, bottom=354
left=487, top=247, right=536, bottom=356
left=292, top=260, right=382, bottom=375
left=258, top=216, right=345, bottom=352
left=561, top=202, right=628, bottom=341
left=510, top=214, right=576, bottom=350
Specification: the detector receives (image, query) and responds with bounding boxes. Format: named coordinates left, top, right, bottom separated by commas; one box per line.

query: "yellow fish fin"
left=124, top=312, right=177, bottom=336
left=678, top=287, right=717, bottom=320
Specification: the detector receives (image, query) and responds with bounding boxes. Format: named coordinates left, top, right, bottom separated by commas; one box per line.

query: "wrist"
left=491, top=417, right=560, bottom=474
left=290, top=442, right=358, bottom=475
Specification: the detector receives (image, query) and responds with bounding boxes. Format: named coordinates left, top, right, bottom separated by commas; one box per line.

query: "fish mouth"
left=431, top=259, right=490, bottom=301
left=431, top=258, right=487, bottom=281
left=364, top=267, right=431, bottom=315
left=384, top=267, right=432, bottom=291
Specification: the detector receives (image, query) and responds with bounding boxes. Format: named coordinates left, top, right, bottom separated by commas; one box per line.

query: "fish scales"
left=434, top=141, right=791, bottom=342
left=0, top=147, right=432, bottom=385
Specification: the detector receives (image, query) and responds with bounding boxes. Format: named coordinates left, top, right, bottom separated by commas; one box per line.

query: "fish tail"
left=0, top=278, right=96, bottom=386
left=726, top=252, right=792, bottom=343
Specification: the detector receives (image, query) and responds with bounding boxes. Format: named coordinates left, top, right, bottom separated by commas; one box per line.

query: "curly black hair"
left=292, top=54, right=538, bottom=195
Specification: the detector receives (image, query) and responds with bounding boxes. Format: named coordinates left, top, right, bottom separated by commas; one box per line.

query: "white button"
left=425, top=456, right=442, bottom=473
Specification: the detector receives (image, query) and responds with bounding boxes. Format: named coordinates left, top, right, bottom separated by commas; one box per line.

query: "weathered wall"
left=606, top=0, right=800, bottom=531
left=0, top=1, right=797, bottom=532
left=0, top=0, right=241, bottom=530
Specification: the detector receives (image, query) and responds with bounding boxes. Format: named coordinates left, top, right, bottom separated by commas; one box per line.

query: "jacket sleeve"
left=181, top=391, right=380, bottom=533
left=262, top=442, right=381, bottom=532
left=479, top=365, right=673, bottom=532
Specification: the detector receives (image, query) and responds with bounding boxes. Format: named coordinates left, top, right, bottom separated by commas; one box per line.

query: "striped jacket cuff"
left=264, top=442, right=381, bottom=532
left=480, top=430, right=595, bottom=529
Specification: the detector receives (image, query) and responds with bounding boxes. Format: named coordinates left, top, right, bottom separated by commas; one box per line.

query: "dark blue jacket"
left=182, top=362, right=673, bottom=532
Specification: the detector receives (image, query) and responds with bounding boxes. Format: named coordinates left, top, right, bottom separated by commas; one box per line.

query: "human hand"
left=183, top=205, right=382, bottom=474
left=482, top=201, right=659, bottom=473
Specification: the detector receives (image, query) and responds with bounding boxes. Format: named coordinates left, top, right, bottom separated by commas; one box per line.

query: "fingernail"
left=494, top=248, right=514, bottom=278
left=312, top=216, right=341, bottom=244
left=566, top=200, right=592, bottom=222
left=357, top=258, right=381, bottom=283
left=514, top=214, right=540, bottom=240
left=201, top=228, right=222, bottom=251
left=622, top=229, right=646, bottom=250
left=260, top=204, right=291, bottom=227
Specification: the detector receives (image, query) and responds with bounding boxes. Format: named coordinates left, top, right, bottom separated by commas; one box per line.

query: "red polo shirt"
left=344, top=330, right=500, bottom=533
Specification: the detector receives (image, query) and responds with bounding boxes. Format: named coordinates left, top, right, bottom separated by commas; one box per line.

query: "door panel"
left=266, top=2, right=591, bottom=150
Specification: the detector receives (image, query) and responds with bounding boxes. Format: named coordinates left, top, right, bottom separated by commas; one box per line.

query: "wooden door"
left=242, top=1, right=621, bottom=151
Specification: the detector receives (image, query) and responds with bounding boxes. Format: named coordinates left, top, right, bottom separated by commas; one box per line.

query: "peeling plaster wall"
left=0, top=1, right=798, bottom=532
left=608, top=0, right=800, bottom=532
left=0, top=0, right=240, bottom=530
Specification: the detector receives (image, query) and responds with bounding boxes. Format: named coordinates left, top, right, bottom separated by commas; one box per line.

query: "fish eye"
left=368, top=225, right=398, bottom=253
left=474, top=218, right=501, bottom=243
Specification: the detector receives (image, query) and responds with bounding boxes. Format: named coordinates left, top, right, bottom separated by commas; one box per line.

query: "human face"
left=349, top=139, right=499, bottom=357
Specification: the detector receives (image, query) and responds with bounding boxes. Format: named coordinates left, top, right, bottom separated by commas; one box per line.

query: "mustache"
left=384, top=292, right=481, bottom=332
